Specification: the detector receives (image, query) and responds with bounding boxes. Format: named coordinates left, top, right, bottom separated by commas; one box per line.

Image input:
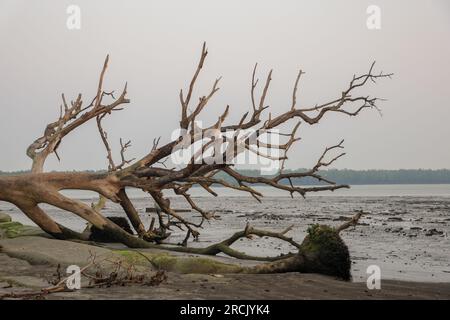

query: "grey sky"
left=0, top=0, right=449, bottom=172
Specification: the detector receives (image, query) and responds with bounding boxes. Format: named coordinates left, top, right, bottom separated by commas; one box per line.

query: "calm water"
left=54, top=184, right=450, bottom=200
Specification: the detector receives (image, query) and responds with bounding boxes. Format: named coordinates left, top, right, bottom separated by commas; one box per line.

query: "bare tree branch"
left=1, top=44, right=391, bottom=263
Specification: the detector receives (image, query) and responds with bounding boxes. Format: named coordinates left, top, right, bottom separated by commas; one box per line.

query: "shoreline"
left=1, top=235, right=450, bottom=300
left=3, top=190, right=450, bottom=283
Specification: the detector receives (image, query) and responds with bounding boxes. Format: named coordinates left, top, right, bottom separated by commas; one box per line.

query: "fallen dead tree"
left=0, top=43, right=390, bottom=278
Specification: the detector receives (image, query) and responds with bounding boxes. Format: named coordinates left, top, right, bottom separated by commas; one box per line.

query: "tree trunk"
left=243, top=225, right=351, bottom=280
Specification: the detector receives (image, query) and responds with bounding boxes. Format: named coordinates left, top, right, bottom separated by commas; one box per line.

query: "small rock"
left=333, top=216, right=351, bottom=222
left=425, top=228, right=444, bottom=236
left=387, top=217, right=403, bottom=222
left=88, top=216, right=134, bottom=242
left=384, top=227, right=403, bottom=233
left=0, top=211, right=12, bottom=223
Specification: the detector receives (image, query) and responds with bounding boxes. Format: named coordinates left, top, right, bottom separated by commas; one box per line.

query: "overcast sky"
left=0, top=0, right=449, bottom=172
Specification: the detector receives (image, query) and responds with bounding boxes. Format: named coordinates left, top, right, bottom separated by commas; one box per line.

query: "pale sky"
left=0, top=0, right=449, bottom=172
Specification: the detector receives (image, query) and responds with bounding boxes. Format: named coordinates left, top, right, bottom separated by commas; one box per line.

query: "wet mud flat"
left=1, top=249, right=450, bottom=300
left=2, top=193, right=450, bottom=284
left=178, top=195, right=450, bottom=283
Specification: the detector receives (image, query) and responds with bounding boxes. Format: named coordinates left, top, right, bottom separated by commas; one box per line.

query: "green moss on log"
left=300, top=224, right=351, bottom=280
left=115, top=250, right=242, bottom=274
left=0, top=221, right=48, bottom=239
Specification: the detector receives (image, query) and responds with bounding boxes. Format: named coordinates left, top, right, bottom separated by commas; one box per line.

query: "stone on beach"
left=0, top=236, right=115, bottom=267
left=0, top=211, right=12, bottom=223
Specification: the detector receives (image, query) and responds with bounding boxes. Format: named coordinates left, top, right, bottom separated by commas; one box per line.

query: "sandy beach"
left=1, top=237, right=449, bottom=300
left=1, top=185, right=449, bottom=299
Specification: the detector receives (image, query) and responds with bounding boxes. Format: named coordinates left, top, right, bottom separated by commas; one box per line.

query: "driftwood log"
left=0, top=43, right=390, bottom=277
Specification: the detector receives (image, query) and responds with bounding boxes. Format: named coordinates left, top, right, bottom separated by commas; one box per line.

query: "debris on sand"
left=385, top=227, right=403, bottom=233
left=333, top=216, right=352, bottom=222
left=388, top=217, right=404, bottom=222
left=425, top=228, right=444, bottom=237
